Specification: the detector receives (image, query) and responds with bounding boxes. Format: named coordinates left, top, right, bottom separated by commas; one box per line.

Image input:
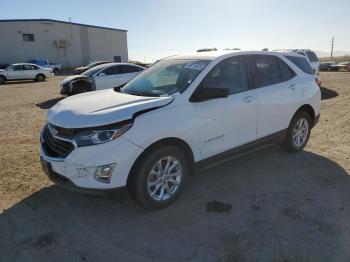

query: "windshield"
left=82, top=66, right=103, bottom=77
left=122, top=59, right=210, bottom=96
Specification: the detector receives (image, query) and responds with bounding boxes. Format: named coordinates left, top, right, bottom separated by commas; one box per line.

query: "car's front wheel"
left=129, top=146, right=189, bottom=210
left=283, top=111, right=312, bottom=153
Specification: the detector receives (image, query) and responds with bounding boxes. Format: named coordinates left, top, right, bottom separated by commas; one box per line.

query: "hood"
left=48, top=89, right=173, bottom=128
left=60, top=75, right=89, bottom=85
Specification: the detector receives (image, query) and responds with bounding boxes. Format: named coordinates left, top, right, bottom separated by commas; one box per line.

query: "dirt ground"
left=0, top=72, right=349, bottom=261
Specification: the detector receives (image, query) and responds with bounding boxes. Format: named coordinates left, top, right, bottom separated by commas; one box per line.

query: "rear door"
left=193, top=56, right=258, bottom=159
left=94, top=65, right=123, bottom=90
left=247, top=55, right=301, bottom=138
left=23, top=65, right=38, bottom=79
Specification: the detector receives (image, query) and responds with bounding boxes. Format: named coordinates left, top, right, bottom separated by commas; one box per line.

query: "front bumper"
left=40, top=137, right=143, bottom=191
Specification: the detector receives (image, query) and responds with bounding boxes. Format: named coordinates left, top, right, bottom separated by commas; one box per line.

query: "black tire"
left=53, top=68, right=59, bottom=75
left=128, top=145, right=189, bottom=210
left=35, top=74, right=45, bottom=82
left=283, top=111, right=312, bottom=153
left=0, top=76, right=5, bottom=85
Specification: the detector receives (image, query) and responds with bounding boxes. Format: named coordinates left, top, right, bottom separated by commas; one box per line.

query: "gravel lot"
left=0, top=72, right=349, bottom=261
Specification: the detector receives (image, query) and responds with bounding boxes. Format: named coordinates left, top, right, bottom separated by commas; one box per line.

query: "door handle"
left=243, top=95, right=255, bottom=103
left=289, top=84, right=296, bottom=90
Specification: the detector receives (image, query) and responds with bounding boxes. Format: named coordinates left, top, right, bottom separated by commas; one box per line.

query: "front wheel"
left=283, top=111, right=312, bottom=153
left=128, top=146, right=189, bottom=210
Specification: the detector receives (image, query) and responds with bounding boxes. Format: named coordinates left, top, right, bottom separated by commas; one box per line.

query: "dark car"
left=319, top=62, right=336, bottom=71
left=0, top=64, right=9, bottom=70
left=74, top=61, right=111, bottom=75
left=329, top=62, right=350, bottom=72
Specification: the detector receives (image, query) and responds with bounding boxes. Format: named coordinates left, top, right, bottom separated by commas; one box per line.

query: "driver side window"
left=202, top=56, right=249, bottom=95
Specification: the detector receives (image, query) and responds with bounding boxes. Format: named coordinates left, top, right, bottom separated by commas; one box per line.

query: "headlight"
left=75, top=123, right=132, bottom=146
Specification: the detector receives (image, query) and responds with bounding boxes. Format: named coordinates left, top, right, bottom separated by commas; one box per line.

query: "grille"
left=41, top=125, right=75, bottom=158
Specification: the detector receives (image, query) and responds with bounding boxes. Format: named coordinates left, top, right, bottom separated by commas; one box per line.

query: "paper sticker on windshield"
left=184, top=63, right=206, bottom=71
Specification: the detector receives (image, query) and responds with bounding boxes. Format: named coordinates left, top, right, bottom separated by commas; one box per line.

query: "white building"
left=0, top=19, right=128, bottom=67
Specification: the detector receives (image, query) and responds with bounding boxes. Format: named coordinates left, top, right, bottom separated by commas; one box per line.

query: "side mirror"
left=98, top=73, right=106, bottom=77
left=190, top=84, right=229, bottom=102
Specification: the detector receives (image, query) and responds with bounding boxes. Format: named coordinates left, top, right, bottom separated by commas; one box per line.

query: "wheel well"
left=36, top=73, right=45, bottom=78
left=127, top=138, right=195, bottom=185
left=0, top=75, right=6, bottom=80
left=294, top=104, right=315, bottom=125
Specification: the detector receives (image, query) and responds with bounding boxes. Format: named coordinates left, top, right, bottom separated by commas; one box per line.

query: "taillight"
left=315, top=77, right=321, bottom=88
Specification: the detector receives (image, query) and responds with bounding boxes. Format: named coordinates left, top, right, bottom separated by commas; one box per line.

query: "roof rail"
left=197, top=48, right=217, bottom=52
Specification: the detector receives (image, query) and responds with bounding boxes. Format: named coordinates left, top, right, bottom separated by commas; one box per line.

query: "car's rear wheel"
left=53, top=68, right=59, bottom=75
left=35, top=74, right=45, bottom=82
left=283, top=111, right=311, bottom=153
left=128, top=146, right=189, bottom=210
left=0, top=76, right=5, bottom=85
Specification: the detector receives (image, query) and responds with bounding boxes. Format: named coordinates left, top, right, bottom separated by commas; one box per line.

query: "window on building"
left=23, top=34, right=35, bottom=42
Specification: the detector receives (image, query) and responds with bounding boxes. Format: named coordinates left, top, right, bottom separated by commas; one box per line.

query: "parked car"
left=40, top=50, right=320, bottom=209
left=60, top=63, right=145, bottom=96
left=319, top=61, right=336, bottom=71
left=329, top=61, right=350, bottom=72
left=26, top=59, right=62, bottom=75
left=0, top=63, right=54, bottom=84
left=275, top=49, right=320, bottom=75
left=74, top=61, right=111, bottom=75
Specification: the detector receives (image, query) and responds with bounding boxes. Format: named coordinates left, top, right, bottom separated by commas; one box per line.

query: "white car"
left=0, top=63, right=54, bottom=84
left=40, top=50, right=321, bottom=209
left=60, top=63, right=145, bottom=95
left=275, top=49, right=320, bottom=75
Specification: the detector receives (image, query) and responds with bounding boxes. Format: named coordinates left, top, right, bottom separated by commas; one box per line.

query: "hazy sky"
left=2, top=0, right=350, bottom=62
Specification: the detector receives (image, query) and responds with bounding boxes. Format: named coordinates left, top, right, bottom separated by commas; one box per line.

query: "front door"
left=193, top=56, right=258, bottom=159
left=7, top=65, right=24, bottom=80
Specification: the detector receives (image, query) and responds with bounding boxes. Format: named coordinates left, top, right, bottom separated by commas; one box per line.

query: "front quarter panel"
left=123, top=101, right=200, bottom=161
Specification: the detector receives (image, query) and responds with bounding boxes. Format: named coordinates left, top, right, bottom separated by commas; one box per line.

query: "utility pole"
left=331, top=36, right=334, bottom=59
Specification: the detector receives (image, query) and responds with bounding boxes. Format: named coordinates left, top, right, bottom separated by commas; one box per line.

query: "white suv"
left=40, top=50, right=321, bottom=209
left=275, top=49, right=320, bottom=75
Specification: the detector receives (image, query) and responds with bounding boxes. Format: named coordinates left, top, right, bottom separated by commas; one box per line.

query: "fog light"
left=94, top=164, right=115, bottom=183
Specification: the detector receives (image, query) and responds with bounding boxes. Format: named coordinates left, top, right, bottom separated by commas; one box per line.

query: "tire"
left=53, top=68, right=59, bottom=75
left=0, top=76, right=5, bottom=85
left=128, top=146, right=189, bottom=210
left=35, top=74, right=45, bottom=82
left=283, top=111, right=312, bottom=153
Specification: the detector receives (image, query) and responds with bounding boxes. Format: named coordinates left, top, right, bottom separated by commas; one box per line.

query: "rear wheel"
left=53, top=68, right=59, bottom=75
left=283, top=111, right=311, bottom=153
left=0, top=76, right=5, bottom=85
left=35, top=74, right=45, bottom=82
left=128, top=146, right=189, bottom=210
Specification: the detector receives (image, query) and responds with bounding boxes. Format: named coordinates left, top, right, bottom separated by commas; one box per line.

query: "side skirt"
left=194, top=129, right=287, bottom=173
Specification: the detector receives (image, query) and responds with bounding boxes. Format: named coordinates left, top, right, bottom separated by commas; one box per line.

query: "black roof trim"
left=0, top=19, right=127, bottom=32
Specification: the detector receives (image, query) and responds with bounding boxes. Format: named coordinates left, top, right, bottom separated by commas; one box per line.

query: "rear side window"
left=284, top=55, right=314, bottom=75
left=279, top=59, right=296, bottom=81
left=103, top=66, right=122, bottom=75
left=122, top=65, right=142, bottom=73
left=249, top=55, right=286, bottom=87
left=306, top=51, right=318, bottom=62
